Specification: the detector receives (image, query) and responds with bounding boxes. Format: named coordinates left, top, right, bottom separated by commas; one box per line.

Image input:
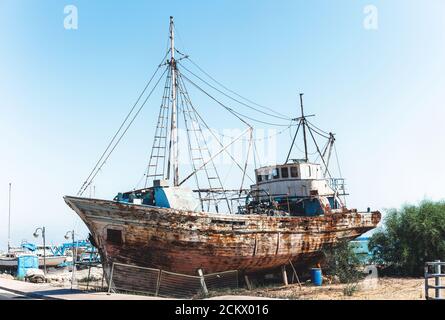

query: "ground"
left=0, top=288, right=34, bottom=300
left=1, top=270, right=426, bottom=300
left=244, top=277, right=425, bottom=300
left=38, top=270, right=428, bottom=300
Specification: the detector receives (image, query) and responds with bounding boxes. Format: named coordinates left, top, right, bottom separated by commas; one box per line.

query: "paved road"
left=0, top=288, right=36, bottom=300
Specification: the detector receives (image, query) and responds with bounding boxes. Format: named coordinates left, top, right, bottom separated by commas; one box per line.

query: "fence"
left=107, top=262, right=239, bottom=298
left=424, top=260, right=445, bottom=300
left=71, top=262, right=107, bottom=292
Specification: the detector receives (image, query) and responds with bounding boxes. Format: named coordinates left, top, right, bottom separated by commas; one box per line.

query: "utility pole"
left=8, top=183, right=11, bottom=253
left=300, top=93, right=308, bottom=162
left=168, top=16, right=179, bottom=186
left=65, top=230, right=76, bottom=290
left=33, top=227, right=47, bottom=275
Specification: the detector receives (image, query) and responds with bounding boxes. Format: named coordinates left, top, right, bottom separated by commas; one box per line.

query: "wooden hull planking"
left=64, top=196, right=380, bottom=277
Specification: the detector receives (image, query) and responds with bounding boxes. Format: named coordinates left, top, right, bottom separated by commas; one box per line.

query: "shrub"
left=322, top=240, right=363, bottom=284
left=369, top=200, right=445, bottom=276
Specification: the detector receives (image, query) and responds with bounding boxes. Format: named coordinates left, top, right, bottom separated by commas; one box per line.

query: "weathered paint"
left=64, top=196, right=381, bottom=282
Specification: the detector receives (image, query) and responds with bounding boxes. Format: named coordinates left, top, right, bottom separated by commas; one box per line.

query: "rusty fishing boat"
left=64, top=17, right=381, bottom=281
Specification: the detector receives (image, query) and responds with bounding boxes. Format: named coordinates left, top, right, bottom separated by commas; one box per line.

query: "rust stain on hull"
left=64, top=196, right=380, bottom=277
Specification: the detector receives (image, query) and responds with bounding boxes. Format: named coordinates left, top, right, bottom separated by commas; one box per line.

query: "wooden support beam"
left=289, top=259, right=302, bottom=290
left=282, top=265, right=288, bottom=286
left=244, top=275, right=252, bottom=291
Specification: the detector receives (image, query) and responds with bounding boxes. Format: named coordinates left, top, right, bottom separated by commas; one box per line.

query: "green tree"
left=369, top=200, right=445, bottom=276
left=322, top=240, right=363, bottom=283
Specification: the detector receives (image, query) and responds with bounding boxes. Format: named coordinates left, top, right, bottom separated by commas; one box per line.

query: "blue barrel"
left=311, top=268, right=323, bottom=286
left=17, top=255, right=39, bottom=279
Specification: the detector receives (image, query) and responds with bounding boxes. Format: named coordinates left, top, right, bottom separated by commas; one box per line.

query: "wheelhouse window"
left=272, top=168, right=280, bottom=179
left=290, top=166, right=298, bottom=178
left=107, top=229, right=123, bottom=245
left=281, top=167, right=289, bottom=178
left=257, top=175, right=262, bottom=182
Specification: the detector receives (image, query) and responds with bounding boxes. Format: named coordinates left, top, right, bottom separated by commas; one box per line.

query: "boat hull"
left=0, top=257, right=18, bottom=268
left=38, top=256, right=67, bottom=267
left=64, top=196, right=380, bottom=278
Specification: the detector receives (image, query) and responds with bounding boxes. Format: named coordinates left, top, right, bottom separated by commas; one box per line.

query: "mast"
left=8, top=182, right=11, bottom=253
left=300, top=93, right=308, bottom=162
left=168, top=16, right=179, bottom=186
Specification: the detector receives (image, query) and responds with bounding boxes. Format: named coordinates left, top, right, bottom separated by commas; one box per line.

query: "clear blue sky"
left=1, top=0, right=444, bottom=249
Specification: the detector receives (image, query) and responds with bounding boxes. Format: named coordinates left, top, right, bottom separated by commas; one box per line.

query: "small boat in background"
left=0, top=253, right=19, bottom=268
left=1, top=184, right=67, bottom=271
left=38, top=255, right=67, bottom=267
left=0, top=243, right=67, bottom=270
left=25, top=244, right=67, bottom=268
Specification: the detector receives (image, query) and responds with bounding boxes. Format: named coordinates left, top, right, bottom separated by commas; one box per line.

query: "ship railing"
left=106, top=262, right=239, bottom=298
left=329, top=178, right=347, bottom=195
left=425, top=260, right=445, bottom=300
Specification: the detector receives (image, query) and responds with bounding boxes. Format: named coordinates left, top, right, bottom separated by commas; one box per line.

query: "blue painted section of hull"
left=154, top=187, right=170, bottom=208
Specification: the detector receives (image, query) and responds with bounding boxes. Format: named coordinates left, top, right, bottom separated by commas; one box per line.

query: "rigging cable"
left=178, top=61, right=292, bottom=121
left=180, top=55, right=291, bottom=119
left=134, top=66, right=173, bottom=190
left=306, top=119, right=332, bottom=139
left=214, top=124, right=292, bottom=143
left=176, top=70, right=255, bottom=184
left=334, top=142, right=343, bottom=179
left=78, top=66, right=169, bottom=196
left=287, top=122, right=318, bottom=157
left=77, top=50, right=170, bottom=196
left=180, top=73, right=293, bottom=127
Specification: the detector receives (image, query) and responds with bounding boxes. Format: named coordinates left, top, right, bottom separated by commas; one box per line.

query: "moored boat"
left=0, top=253, right=19, bottom=268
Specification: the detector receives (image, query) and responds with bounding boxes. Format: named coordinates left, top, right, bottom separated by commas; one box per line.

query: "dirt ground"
left=248, top=277, right=425, bottom=300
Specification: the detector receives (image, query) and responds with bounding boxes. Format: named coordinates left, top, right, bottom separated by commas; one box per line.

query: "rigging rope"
left=176, top=71, right=255, bottom=184
left=214, top=124, right=292, bottom=143
left=180, top=73, right=294, bottom=127
left=178, top=61, right=292, bottom=121
left=178, top=72, right=251, bottom=127
left=77, top=50, right=170, bottom=196
left=334, top=142, right=343, bottom=179
left=287, top=122, right=318, bottom=157
left=306, top=119, right=331, bottom=139
left=180, top=55, right=291, bottom=119
left=77, top=66, right=169, bottom=196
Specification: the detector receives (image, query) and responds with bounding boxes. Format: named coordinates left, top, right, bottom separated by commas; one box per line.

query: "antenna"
left=285, top=93, right=314, bottom=163
left=300, top=93, right=309, bottom=162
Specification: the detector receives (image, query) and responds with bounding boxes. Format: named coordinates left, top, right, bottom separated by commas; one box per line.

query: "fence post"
left=107, top=263, right=115, bottom=295
left=86, top=264, right=92, bottom=291
left=197, top=269, right=209, bottom=296
left=155, top=270, right=162, bottom=297
left=435, top=260, right=441, bottom=299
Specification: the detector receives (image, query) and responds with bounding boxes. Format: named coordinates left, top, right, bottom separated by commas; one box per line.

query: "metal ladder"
left=145, top=69, right=172, bottom=187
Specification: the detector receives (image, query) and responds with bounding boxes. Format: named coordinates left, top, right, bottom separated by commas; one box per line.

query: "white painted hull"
left=38, top=256, right=67, bottom=267
left=0, top=257, right=18, bottom=268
